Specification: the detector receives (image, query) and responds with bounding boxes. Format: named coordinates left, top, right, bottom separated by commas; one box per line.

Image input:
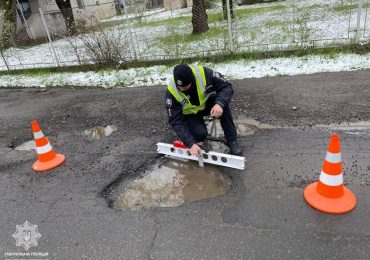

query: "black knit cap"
left=173, top=64, right=193, bottom=87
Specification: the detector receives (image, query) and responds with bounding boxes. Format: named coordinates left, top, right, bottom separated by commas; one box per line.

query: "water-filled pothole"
left=15, top=138, right=56, bottom=151
left=316, top=121, right=370, bottom=130
left=84, top=125, right=117, bottom=139
left=115, top=159, right=231, bottom=210
left=15, top=140, right=35, bottom=151
left=205, top=117, right=272, bottom=138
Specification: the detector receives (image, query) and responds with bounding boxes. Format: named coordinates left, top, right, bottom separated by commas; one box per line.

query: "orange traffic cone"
left=32, top=120, right=65, bottom=172
left=304, top=133, right=356, bottom=214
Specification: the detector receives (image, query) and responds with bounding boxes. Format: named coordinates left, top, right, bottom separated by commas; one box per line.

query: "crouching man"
left=165, top=63, right=242, bottom=156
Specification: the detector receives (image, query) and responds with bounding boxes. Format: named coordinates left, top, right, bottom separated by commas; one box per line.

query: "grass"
left=1, top=43, right=369, bottom=78
left=134, top=15, right=191, bottom=28
left=264, top=19, right=288, bottom=27
left=304, top=3, right=327, bottom=10
left=139, top=3, right=288, bottom=50
left=234, top=4, right=287, bottom=18
left=333, top=4, right=357, bottom=12
left=271, top=26, right=293, bottom=42
left=135, top=2, right=356, bottom=31
left=135, top=4, right=287, bottom=29
left=2, top=1, right=370, bottom=77
left=208, top=12, right=225, bottom=24
left=333, top=2, right=370, bottom=12
left=157, top=26, right=228, bottom=48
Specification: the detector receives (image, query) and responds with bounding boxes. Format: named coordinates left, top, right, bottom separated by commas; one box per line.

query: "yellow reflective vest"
left=167, top=65, right=210, bottom=115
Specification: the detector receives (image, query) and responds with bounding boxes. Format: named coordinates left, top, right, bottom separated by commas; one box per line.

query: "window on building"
left=16, top=0, right=32, bottom=21
left=46, top=0, right=54, bottom=5
left=76, top=0, right=84, bottom=9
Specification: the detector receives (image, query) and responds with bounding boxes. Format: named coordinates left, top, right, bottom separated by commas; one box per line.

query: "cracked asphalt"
left=0, top=70, right=370, bottom=259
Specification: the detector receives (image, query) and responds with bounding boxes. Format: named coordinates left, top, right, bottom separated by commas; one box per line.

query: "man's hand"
left=189, top=143, right=201, bottom=156
left=210, top=104, right=223, bottom=118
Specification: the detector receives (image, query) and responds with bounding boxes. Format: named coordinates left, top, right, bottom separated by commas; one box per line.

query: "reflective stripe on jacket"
left=167, top=65, right=209, bottom=115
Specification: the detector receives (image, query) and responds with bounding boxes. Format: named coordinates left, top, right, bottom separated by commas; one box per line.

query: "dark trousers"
left=184, top=95, right=237, bottom=143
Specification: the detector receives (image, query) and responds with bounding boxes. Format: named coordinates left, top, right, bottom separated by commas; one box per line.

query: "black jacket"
left=165, top=66, right=234, bottom=148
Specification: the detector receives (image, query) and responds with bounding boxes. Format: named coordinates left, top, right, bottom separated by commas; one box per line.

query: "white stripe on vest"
left=169, top=81, right=184, bottom=102
left=193, top=66, right=206, bottom=93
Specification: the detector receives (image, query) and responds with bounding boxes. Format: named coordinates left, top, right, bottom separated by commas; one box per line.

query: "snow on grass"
left=101, top=8, right=167, bottom=23
left=1, top=0, right=369, bottom=71
left=1, top=53, right=369, bottom=88
left=210, top=53, right=370, bottom=79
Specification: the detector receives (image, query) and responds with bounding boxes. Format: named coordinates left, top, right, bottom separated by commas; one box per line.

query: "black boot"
left=228, top=140, right=242, bottom=156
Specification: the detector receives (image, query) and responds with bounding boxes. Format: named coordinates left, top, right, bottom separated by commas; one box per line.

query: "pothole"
left=345, top=131, right=370, bottom=136
left=15, top=138, right=56, bottom=151
left=84, top=125, right=117, bottom=139
left=200, top=139, right=229, bottom=154
left=205, top=117, right=277, bottom=138
left=115, top=159, right=231, bottom=210
left=236, top=122, right=259, bottom=136
left=15, top=140, right=35, bottom=151
left=316, top=121, right=370, bottom=130
left=31, top=89, right=48, bottom=94
left=235, top=117, right=278, bottom=130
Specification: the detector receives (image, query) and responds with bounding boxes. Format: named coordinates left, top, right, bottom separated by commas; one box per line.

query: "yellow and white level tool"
left=156, top=142, right=245, bottom=170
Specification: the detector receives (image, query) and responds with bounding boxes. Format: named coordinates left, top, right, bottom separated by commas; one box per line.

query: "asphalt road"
left=0, top=70, right=370, bottom=259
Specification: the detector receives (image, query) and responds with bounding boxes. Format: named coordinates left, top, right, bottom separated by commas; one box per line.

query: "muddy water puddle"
left=314, top=121, right=370, bottom=136
left=201, top=140, right=228, bottom=154
left=15, top=140, right=35, bottom=151
left=206, top=117, right=276, bottom=138
left=116, top=159, right=231, bottom=210
left=84, top=125, right=117, bottom=139
left=15, top=138, right=55, bottom=151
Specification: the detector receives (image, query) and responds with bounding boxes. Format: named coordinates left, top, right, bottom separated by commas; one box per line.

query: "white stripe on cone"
left=36, top=143, right=52, bottom=154
left=319, top=171, right=343, bottom=186
left=325, top=151, right=341, bottom=163
left=33, top=131, right=44, bottom=140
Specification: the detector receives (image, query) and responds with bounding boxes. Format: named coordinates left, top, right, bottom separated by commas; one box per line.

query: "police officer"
left=165, top=63, right=242, bottom=156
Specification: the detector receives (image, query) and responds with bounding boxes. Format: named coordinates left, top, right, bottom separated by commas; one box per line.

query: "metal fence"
left=0, top=0, right=369, bottom=71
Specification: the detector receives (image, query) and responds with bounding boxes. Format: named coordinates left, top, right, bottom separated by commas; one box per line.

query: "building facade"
left=16, top=0, right=117, bottom=39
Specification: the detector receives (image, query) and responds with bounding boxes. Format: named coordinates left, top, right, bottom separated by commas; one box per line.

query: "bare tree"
left=55, top=0, right=77, bottom=35
left=67, top=17, right=131, bottom=65
left=192, top=0, right=209, bottom=34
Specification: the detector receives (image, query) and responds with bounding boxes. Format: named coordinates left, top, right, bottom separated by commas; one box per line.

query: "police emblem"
left=166, top=98, right=172, bottom=108
left=12, top=221, right=42, bottom=251
left=177, top=80, right=183, bottom=86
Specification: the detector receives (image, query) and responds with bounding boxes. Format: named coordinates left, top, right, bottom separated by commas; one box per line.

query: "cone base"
left=32, top=154, right=65, bottom=172
left=304, top=182, right=356, bottom=214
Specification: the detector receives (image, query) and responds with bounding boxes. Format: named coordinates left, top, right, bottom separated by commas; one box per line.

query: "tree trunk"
left=222, top=0, right=234, bottom=20
left=1, top=0, right=17, bottom=48
left=192, top=0, right=209, bottom=34
left=54, top=0, right=77, bottom=35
